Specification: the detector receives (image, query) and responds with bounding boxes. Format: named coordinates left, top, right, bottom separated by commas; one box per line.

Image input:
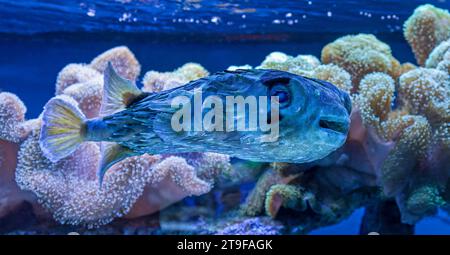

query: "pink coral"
left=7, top=47, right=231, bottom=227
left=55, top=64, right=101, bottom=95
left=0, top=92, right=27, bottom=143
left=90, top=46, right=141, bottom=81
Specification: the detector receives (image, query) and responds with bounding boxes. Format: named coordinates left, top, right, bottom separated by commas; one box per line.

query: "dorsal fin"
left=100, top=62, right=142, bottom=116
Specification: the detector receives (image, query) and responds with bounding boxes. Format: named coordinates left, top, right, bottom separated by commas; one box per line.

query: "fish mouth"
left=319, top=117, right=349, bottom=134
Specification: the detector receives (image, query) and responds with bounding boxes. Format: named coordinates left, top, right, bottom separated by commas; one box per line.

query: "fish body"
left=40, top=64, right=351, bottom=183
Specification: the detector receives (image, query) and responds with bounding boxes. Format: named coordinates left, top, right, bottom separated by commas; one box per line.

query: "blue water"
left=1, top=0, right=449, bottom=234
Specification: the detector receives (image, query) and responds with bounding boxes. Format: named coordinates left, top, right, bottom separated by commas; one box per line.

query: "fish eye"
left=269, top=85, right=290, bottom=108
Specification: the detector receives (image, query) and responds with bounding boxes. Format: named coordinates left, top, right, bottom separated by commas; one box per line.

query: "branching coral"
left=90, top=46, right=141, bottom=81
left=142, top=62, right=209, bottom=92
left=321, top=34, right=401, bottom=90
left=404, top=4, right=450, bottom=66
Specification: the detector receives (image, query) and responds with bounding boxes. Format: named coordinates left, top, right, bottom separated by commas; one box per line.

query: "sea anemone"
left=404, top=4, right=450, bottom=66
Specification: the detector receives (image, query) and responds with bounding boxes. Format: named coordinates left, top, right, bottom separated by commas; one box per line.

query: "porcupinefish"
left=40, top=63, right=351, bottom=184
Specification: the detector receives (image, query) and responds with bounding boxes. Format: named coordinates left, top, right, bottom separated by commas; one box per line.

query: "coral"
left=425, top=39, right=450, bottom=68
left=398, top=68, right=449, bottom=125
left=355, top=73, right=395, bottom=133
left=15, top=120, right=229, bottom=227
left=55, top=64, right=101, bottom=95
left=215, top=217, right=284, bottom=235
left=400, top=62, right=417, bottom=75
left=321, top=34, right=401, bottom=90
left=227, top=64, right=252, bottom=71
left=265, top=184, right=302, bottom=218
left=3, top=24, right=450, bottom=232
left=148, top=156, right=214, bottom=196
left=403, top=184, right=445, bottom=223
left=434, top=123, right=450, bottom=150
left=240, top=168, right=298, bottom=217
left=309, top=64, right=352, bottom=93
left=7, top=49, right=231, bottom=227
left=338, top=108, right=394, bottom=177
left=258, top=51, right=290, bottom=70
left=256, top=52, right=352, bottom=93
left=90, top=46, right=141, bottom=81
left=263, top=166, right=378, bottom=234
left=174, top=62, right=209, bottom=82
left=0, top=139, right=37, bottom=219
left=437, top=58, right=450, bottom=74
left=257, top=52, right=320, bottom=75
left=404, top=4, right=450, bottom=66
left=15, top=119, right=157, bottom=227
left=240, top=169, right=282, bottom=217
left=0, top=92, right=27, bottom=143
left=61, top=78, right=103, bottom=118
left=425, top=39, right=450, bottom=75
left=142, top=62, right=209, bottom=92
left=379, top=115, right=432, bottom=197
left=125, top=154, right=231, bottom=219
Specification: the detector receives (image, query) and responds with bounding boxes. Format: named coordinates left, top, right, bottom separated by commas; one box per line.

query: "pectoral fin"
left=100, top=62, right=143, bottom=116
left=97, top=142, right=135, bottom=187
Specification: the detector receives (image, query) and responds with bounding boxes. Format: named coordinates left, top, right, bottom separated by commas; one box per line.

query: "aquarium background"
left=0, top=0, right=449, bottom=234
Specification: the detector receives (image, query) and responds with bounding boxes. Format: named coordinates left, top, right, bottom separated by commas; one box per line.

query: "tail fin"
left=40, top=95, right=87, bottom=162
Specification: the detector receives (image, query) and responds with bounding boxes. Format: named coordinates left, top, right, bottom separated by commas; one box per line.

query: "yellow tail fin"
left=40, top=95, right=86, bottom=162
